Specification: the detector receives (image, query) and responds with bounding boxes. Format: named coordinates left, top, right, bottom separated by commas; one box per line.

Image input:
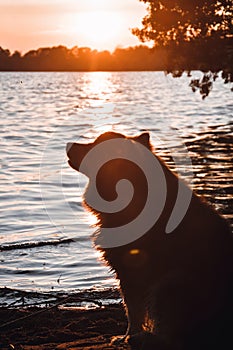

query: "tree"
left=133, top=0, right=233, bottom=97
left=0, top=47, right=10, bottom=70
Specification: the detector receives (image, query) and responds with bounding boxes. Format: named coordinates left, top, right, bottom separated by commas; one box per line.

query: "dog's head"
left=66, top=132, right=152, bottom=214
left=66, top=131, right=151, bottom=176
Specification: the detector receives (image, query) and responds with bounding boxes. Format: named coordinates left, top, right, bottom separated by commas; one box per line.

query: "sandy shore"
left=0, top=287, right=132, bottom=350
left=0, top=303, right=131, bottom=350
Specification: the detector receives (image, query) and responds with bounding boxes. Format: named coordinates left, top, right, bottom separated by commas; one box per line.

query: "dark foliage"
left=0, top=45, right=168, bottom=72
left=133, top=0, right=233, bottom=97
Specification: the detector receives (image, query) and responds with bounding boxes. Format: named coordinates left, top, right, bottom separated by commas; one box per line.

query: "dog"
left=67, top=131, right=233, bottom=349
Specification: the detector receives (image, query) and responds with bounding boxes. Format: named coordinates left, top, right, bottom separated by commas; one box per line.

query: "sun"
left=67, top=11, right=125, bottom=50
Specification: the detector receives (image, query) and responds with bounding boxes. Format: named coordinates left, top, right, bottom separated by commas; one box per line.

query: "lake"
left=0, top=71, right=232, bottom=294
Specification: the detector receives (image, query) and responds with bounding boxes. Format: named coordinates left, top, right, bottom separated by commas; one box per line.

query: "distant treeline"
left=0, top=38, right=232, bottom=72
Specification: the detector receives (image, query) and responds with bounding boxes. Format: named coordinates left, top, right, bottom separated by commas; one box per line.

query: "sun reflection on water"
left=82, top=72, right=114, bottom=101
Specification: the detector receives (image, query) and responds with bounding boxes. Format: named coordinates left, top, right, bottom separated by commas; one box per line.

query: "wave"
left=0, top=238, right=75, bottom=252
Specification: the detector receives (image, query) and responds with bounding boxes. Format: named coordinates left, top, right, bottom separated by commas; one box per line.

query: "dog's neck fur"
left=84, top=152, right=181, bottom=244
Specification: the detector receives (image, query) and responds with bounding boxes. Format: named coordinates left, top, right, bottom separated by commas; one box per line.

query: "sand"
left=0, top=302, right=131, bottom=350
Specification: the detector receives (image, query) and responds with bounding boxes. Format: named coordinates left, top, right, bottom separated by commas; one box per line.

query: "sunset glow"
left=66, top=11, right=125, bottom=49
left=0, top=0, right=147, bottom=53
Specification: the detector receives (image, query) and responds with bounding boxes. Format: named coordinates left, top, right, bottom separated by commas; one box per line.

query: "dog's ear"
left=134, top=132, right=150, bottom=147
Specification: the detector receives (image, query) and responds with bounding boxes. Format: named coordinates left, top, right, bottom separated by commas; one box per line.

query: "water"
left=0, top=71, right=232, bottom=293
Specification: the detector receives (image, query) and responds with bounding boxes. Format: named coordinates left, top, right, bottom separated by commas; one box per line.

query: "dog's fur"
left=67, top=132, right=233, bottom=349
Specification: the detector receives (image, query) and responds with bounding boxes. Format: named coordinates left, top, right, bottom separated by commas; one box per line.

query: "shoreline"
left=0, top=287, right=130, bottom=350
left=0, top=304, right=129, bottom=350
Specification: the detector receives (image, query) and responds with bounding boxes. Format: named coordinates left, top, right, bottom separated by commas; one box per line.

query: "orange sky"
left=0, top=0, right=147, bottom=53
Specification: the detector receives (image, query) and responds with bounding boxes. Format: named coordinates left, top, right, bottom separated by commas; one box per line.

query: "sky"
left=0, top=0, right=148, bottom=53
